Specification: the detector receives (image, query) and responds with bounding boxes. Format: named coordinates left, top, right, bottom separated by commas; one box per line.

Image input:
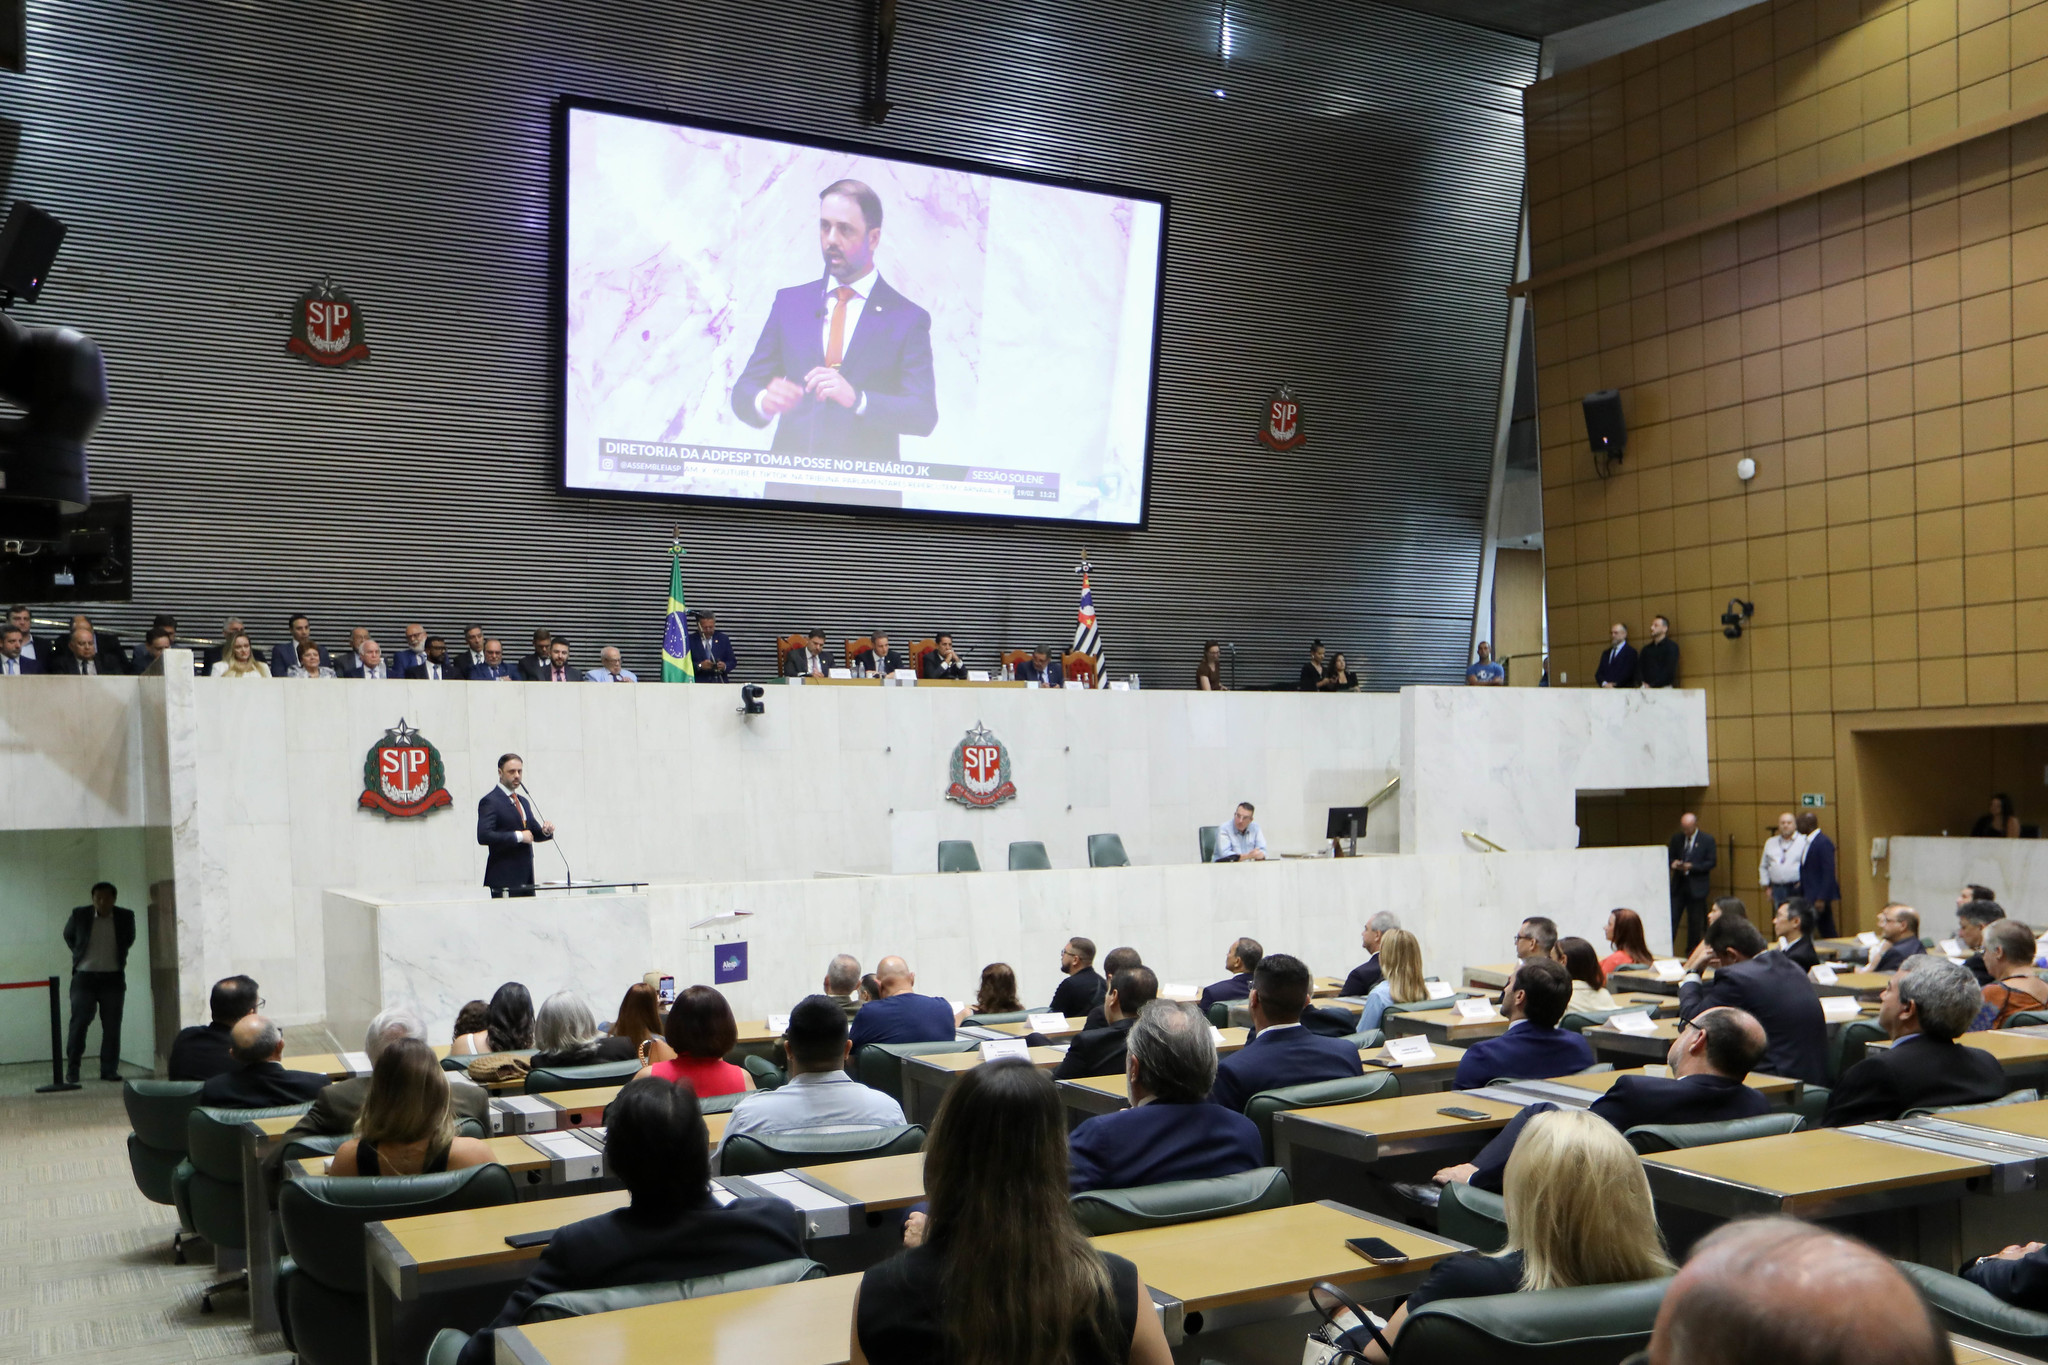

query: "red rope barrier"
left=0, top=979, right=54, bottom=990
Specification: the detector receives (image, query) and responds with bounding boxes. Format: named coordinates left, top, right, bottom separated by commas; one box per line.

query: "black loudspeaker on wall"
left=1582, top=389, right=1625, bottom=476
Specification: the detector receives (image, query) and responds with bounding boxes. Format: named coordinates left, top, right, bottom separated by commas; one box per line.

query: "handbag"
left=1302, top=1280, right=1393, bottom=1364
left=467, top=1053, right=531, bottom=1084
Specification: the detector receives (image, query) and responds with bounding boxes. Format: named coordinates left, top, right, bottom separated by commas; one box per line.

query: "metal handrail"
left=1364, top=775, right=1400, bottom=808
left=1462, top=830, right=1506, bottom=852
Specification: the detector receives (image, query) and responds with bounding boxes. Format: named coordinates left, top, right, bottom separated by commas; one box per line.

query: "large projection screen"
left=560, top=103, right=1166, bottom=526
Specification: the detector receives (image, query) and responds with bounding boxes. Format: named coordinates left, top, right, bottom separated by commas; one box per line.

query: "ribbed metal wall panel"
left=0, top=0, right=1535, bottom=687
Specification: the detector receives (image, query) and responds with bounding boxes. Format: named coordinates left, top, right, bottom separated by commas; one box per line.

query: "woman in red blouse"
left=636, top=985, right=750, bottom=1096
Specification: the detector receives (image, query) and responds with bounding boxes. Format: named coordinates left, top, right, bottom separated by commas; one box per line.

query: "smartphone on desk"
left=1436, top=1106, right=1492, bottom=1121
left=503, top=1229, right=555, bottom=1249
left=1363, top=1056, right=1400, bottom=1069
left=1346, top=1236, right=1409, bottom=1265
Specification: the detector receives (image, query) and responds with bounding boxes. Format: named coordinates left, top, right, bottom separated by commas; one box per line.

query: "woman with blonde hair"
left=1353, top=928, right=1428, bottom=1032
left=1357, top=1108, right=1672, bottom=1361
left=329, top=1038, right=496, bottom=1176
left=209, top=631, right=270, bottom=678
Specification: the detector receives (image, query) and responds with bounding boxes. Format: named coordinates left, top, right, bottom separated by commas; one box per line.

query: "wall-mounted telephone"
left=1870, top=837, right=1888, bottom=877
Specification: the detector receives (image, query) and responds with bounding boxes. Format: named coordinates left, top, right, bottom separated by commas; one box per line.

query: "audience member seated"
left=1600, top=908, right=1655, bottom=974
left=530, top=990, right=641, bottom=1068
left=859, top=973, right=883, bottom=1002
left=1771, top=897, right=1821, bottom=972
left=1681, top=897, right=1751, bottom=972
left=278, top=1009, right=488, bottom=1157
left=1826, top=955, right=2007, bottom=1125
left=716, top=996, right=905, bottom=1166
left=1646, top=1218, right=1947, bottom=1365
left=1559, top=936, right=1618, bottom=1012
left=199, top=1015, right=331, bottom=1107
left=1050, top=937, right=1106, bottom=1017
left=1966, top=1237, right=2048, bottom=1311
left=1055, top=967, right=1158, bottom=1080
left=1210, top=954, right=1364, bottom=1110
left=1958, top=898, right=2008, bottom=987
left=1197, top=936, right=1263, bottom=1011
left=208, top=631, right=270, bottom=678
left=607, top=983, right=667, bottom=1063
left=1868, top=903, right=1927, bottom=973
left=849, top=956, right=962, bottom=1049
left=1974, top=918, right=2048, bottom=1030
left=1068, top=1001, right=1262, bottom=1193
left=972, top=963, right=1024, bottom=1016
left=1451, top=958, right=1593, bottom=1089
left=453, top=982, right=534, bottom=1056
left=1354, top=1109, right=1674, bottom=1364
left=1354, top=928, right=1428, bottom=1032
left=638, top=985, right=750, bottom=1096
left=919, top=631, right=969, bottom=680
left=328, top=1039, right=494, bottom=1177
left=855, top=1060, right=1173, bottom=1365
left=1514, top=915, right=1559, bottom=962
left=450, top=999, right=489, bottom=1048
left=167, top=974, right=259, bottom=1081
left=1678, top=916, right=1828, bottom=1086
left=460, top=1076, right=808, bottom=1365
left=1082, top=947, right=1144, bottom=1029
left=823, top=954, right=865, bottom=1022
left=1343, top=912, right=1401, bottom=996
left=288, top=642, right=334, bottom=679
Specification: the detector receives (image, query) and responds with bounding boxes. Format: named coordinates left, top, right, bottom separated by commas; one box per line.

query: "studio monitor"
left=1582, top=389, right=1625, bottom=462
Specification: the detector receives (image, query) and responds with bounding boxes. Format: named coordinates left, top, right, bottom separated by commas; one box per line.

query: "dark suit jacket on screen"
left=167, top=1022, right=236, bottom=1081
left=477, top=787, right=550, bottom=891
left=688, top=630, right=737, bottom=680
left=1824, top=1032, right=2007, bottom=1126
left=1342, top=956, right=1383, bottom=999
left=403, top=659, right=464, bottom=682
left=1198, top=972, right=1254, bottom=1012
left=1015, top=659, right=1064, bottom=686
left=1210, top=1024, right=1364, bottom=1111
left=1678, top=951, right=1829, bottom=1085
left=63, top=905, right=136, bottom=972
left=2, top=653, right=44, bottom=674
left=1874, top=938, right=1927, bottom=973
left=1801, top=830, right=1841, bottom=902
left=51, top=650, right=121, bottom=676
left=855, top=648, right=904, bottom=676
left=1781, top=935, right=1821, bottom=972
left=730, top=275, right=937, bottom=460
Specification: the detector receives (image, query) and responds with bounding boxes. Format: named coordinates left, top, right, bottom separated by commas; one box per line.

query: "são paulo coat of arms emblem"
left=1257, top=384, right=1306, bottom=450
left=359, top=719, right=453, bottom=818
left=287, top=275, right=372, bottom=366
left=945, top=721, right=1017, bottom=809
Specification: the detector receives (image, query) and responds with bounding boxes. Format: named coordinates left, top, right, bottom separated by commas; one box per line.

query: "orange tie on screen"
left=825, top=285, right=856, bottom=367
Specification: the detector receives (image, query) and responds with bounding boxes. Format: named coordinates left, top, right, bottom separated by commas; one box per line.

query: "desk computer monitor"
left=1326, top=807, right=1369, bottom=842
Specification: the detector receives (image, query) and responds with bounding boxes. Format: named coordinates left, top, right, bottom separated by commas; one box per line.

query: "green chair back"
left=1198, top=825, right=1219, bottom=862
left=1558, top=1005, right=1639, bottom=1032
left=1008, top=841, right=1051, bottom=870
left=719, top=1124, right=925, bottom=1176
left=1437, top=1180, right=1507, bottom=1252
left=742, top=1055, right=785, bottom=1090
left=523, top=1059, right=643, bottom=1094
left=856, top=1040, right=977, bottom=1102
left=522, top=1257, right=829, bottom=1323
left=1384, top=995, right=1461, bottom=1013
left=1244, top=1071, right=1400, bottom=1161
left=937, top=840, right=981, bottom=872
left=123, top=1079, right=204, bottom=1207
left=278, top=1133, right=349, bottom=1165
left=1897, top=1261, right=2048, bottom=1357
left=184, top=1103, right=314, bottom=1251
left=1904, top=1087, right=2038, bottom=1120
left=1071, top=1166, right=1291, bottom=1235
left=1829, top=1018, right=1887, bottom=1082
left=1087, top=833, right=1130, bottom=867
left=963, top=1011, right=1030, bottom=1026
left=1346, top=1029, right=1385, bottom=1049
left=1624, top=1112, right=1805, bottom=1154
left=603, top=1087, right=741, bottom=1128
left=1791, top=1084, right=1830, bottom=1124
left=1390, top=1277, right=1673, bottom=1365
left=1206, top=1002, right=1231, bottom=1029
left=2003, top=1010, right=2048, bottom=1030
left=281, top=1165, right=521, bottom=1293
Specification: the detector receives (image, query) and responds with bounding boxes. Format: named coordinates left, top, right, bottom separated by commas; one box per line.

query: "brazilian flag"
left=662, top=544, right=694, bottom=682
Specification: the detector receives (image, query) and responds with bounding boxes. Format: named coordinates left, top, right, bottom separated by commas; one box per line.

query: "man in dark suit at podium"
left=478, top=754, right=553, bottom=897
left=730, top=179, right=937, bottom=460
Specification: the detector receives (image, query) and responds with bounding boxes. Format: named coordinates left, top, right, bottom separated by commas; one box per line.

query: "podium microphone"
left=518, top=781, right=573, bottom=889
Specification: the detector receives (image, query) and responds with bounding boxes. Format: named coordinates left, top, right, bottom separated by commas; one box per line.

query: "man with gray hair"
left=1825, top=954, right=2008, bottom=1126
left=823, top=954, right=864, bottom=1022
left=1343, top=912, right=1403, bottom=997
left=198, top=1014, right=330, bottom=1107
left=1066, top=1001, right=1264, bottom=1193
left=268, top=1008, right=488, bottom=1182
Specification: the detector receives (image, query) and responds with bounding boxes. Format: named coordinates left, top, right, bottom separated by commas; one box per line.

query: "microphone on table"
left=517, top=781, right=574, bottom=889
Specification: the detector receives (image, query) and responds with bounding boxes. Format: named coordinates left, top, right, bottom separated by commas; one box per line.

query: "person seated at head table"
left=1354, top=928, right=1429, bottom=1033
left=849, top=955, right=967, bottom=1049
left=1053, top=967, right=1158, bottom=1080
left=715, top=996, right=905, bottom=1170
left=1450, top=957, right=1593, bottom=1090
left=1348, top=1109, right=1675, bottom=1364
left=1343, top=913, right=1401, bottom=997
left=1974, top=917, right=2048, bottom=1030
left=276, top=1009, right=489, bottom=1161
left=1824, top=955, right=2008, bottom=1126
left=859, top=1060, right=1174, bottom=1365
left=1211, top=801, right=1268, bottom=863
left=855, top=630, right=903, bottom=677
left=1600, top=907, right=1656, bottom=975
left=1682, top=897, right=1750, bottom=972
left=607, top=983, right=667, bottom=1062
left=1770, top=896, right=1820, bottom=973
left=1438, top=1006, right=1771, bottom=1193
left=1080, top=947, right=1143, bottom=1029
left=529, top=990, right=640, bottom=1068
left=1957, top=897, right=2008, bottom=987
left=1514, top=915, right=1560, bottom=963
left=1209, top=953, right=1364, bottom=1111
left=782, top=628, right=831, bottom=678
left=199, top=1015, right=331, bottom=1107
left=919, top=630, right=969, bottom=680
left=1678, top=914, right=1829, bottom=1087
left=458, top=1076, right=808, bottom=1365
left=1649, top=1218, right=1948, bottom=1365
left=453, top=982, right=533, bottom=1056
left=1197, top=936, right=1263, bottom=1011
left=168, top=974, right=260, bottom=1082
left=637, top=985, right=751, bottom=1096
left=450, top=999, right=489, bottom=1049
left=1067, top=1000, right=1262, bottom=1193
left=1559, top=936, right=1617, bottom=1012
left=973, top=962, right=1024, bottom=1017
left=327, top=1039, right=494, bottom=1177
left=1867, top=903, right=1927, bottom=973
left=1015, top=644, right=1063, bottom=685
left=1049, top=937, right=1106, bottom=1017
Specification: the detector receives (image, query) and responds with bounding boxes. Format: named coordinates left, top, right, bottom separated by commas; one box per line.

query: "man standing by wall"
left=1595, top=622, right=1637, bottom=687
left=63, top=882, right=135, bottom=1083
left=1796, top=811, right=1840, bottom=937
left=1759, top=811, right=1808, bottom=908
left=1668, top=813, right=1716, bottom=954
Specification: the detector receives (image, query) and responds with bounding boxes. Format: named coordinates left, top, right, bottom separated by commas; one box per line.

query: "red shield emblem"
left=359, top=720, right=453, bottom=818
left=945, top=722, right=1017, bottom=809
left=288, top=275, right=373, bottom=366
left=1257, top=385, right=1306, bottom=450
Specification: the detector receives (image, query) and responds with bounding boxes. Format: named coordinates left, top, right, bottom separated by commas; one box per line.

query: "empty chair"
left=855, top=1040, right=979, bottom=1102
left=1198, top=825, right=1219, bottom=862
left=1623, top=1112, right=1805, bottom=1155
left=937, top=840, right=980, bottom=873
left=1071, top=1166, right=1292, bottom=1235
left=718, top=1124, right=926, bottom=1176
left=181, top=1103, right=316, bottom=1311
left=523, top=1059, right=642, bottom=1094
left=1087, top=833, right=1130, bottom=868
left=1243, top=1071, right=1400, bottom=1162
left=1007, top=840, right=1051, bottom=870
left=1389, top=1278, right=1673, bottom=1364
left=122, top=1079, right=204, bottom=1261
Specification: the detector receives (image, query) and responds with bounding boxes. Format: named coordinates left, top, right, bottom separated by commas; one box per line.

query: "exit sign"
left=1800, top=793, right=1827, bottom=808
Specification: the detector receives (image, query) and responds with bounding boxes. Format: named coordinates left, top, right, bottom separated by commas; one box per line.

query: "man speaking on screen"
left=731, top=179, right=938, bottom=459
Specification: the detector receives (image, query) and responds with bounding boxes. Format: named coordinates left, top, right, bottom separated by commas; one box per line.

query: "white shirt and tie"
left=360, top=663, right=387, bottom=679
left=755, top=271, right=878, bottom=419
left=2, top=655, right=22, bottom=675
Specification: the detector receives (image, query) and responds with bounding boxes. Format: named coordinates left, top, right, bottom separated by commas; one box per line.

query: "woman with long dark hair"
left=1599, top=909, right=1655, bottom=973
left=972, top=963, right=1023, bottom=1016
left=609, top=982, right=666, bottom=1062
left=852, top=1060, right=1171, bottom=1365
left=451, top=982, right=533, bottom=1055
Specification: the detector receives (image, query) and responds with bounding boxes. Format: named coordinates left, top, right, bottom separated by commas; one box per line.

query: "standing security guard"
left=64, top=881, right=135, bottom=1082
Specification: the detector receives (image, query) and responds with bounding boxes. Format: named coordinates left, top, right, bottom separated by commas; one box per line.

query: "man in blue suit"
left=1070, top=1000, right=1264, bottom=1192
left=1677, top=915, right=1829, bottom=1086
left=1210, top=953, right=1364, bottom=1111
left=1198, top=937, right=1263, bottom=1012
left=1014, top=646, right=1064, bottom=687
left=730, top=179, right=937, bottom=461
left=1595, top=621, right=1638, bottom=686
left=688, top=612, right=738, bottom=683
left=477, top=754, right=553, bottom=897
left=1, top=624, right=42, bottom=674
left=1451, top=957, right=1594, bottom=1089
left=469, top=638, right=517, bottom=681
left=271, top=613, right=328, bottom=678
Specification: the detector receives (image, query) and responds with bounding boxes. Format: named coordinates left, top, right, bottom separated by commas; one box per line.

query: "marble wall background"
left=1890, top=837, right=2047, bottom=932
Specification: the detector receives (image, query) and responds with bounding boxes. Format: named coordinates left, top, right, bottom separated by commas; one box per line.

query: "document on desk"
left=1608, top=1010, right=1658, bottom=1035
left=1857, top=931, right=1881, bottom=947
left=1424, top=979, right=1457, bottom=999
left=1819, top=996, right=1863, bottom=1021
left=1651, top=959, right=1686, bottom=982
left=1810, top=964, right=1838, bottom=985
left=1383, top=1035, right=1435, bottom=1065
left=766, top=1013, right=791, bottom=1033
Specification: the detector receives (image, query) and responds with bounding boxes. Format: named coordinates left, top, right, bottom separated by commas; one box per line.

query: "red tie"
left=825, top=286, right=856, bottom=366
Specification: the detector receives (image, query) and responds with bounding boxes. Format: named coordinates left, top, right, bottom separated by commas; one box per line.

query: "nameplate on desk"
left=1809, top=964, right=1838, bottom=985
left=1608, top=1010, right=1658, bottom=1035
left=1027, top=1012, right=1067, bottom=1033
left=979, top=1038, right=1030, bottom=1062
left=1159, top=983, right=1200, bottom=1002
left=339, top=1050, right=373, bottom=1077
left=892, top=669, right=917, bottom=681
left=1025, top=680, right=1040, bottom=689
left=766, top=1013, right=791, bottom=1034
left=964, top=669, right=989, bottom=682
left=828, top=668, right=853, bottom=679
left=1453, top=998, right=1499, bottom=1021
left=1424, top=979, right=1457, bottom=999
left=1064, top=680, right=1084, bottom=689
left=1857, top=931, right=1881, bottom=947
left=1819, top=996, right=1863, bottom=1021
left=1651, top=959, right=1685, bottom=981
left=1107, top=680, right=1130, bottom=690
left=1383, top=1035, right=1435, bottom=1065
left=1641, top=1064, right=1673, bottom=1078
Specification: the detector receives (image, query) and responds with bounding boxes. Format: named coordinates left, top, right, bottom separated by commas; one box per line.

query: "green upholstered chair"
left=699, top=1090, right=745, bottom=1113
left=856, top=1040, right=977, bottom=1103
left=1383, top=995, right=1461, bottom=1013
left=423, top=1258, right=830, bottom=1365
left=965, top=1010, right=1030, bottom=1027
left=1623, top=1111, right=1805, bottom=1154
left=523, top=1059, right=643, bottom=1094
left=1897, top=1262, right=2048, bottom=1357
left=1558, top=1004, right=1645, bottom=1032
left=1792, top=1084, right=1830, bottom=1124
left=1829, top=1018, right=1887, bottom=1081
left=1071, top=1166, right=1292, bottom=1235
left=742, top=1055, right=785, bottom=1090
left=1087, top=833, right=1130, bottom=868
left=1437, top=1180, right=1507, bottom=1252
left=1244, top=1071, right=1400, bottom=1162
left=277, top=1164, right=519, bottom=1365
left=718, top=1124, right=925, bottom=1176
left=1008, top=840, right=1051, bottom=870
left=123, top=1079, right=204, bottom=1261
left=937, top=840, right=981, bottom=872
left=1346, top=1029, right=1385, bottom=1049
left=181, top=1102, right=314, bottom=1311
left=1206, top=1002, right=1231, bottom=1029
left=1388, top=1277, right=1673, bottom=1365
left=2002, top=1010, right=2048, bottom=1029
left=1197, top=825, right=1220, bottom=862
left=1905, top=1087, right=2038, bottom=1120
